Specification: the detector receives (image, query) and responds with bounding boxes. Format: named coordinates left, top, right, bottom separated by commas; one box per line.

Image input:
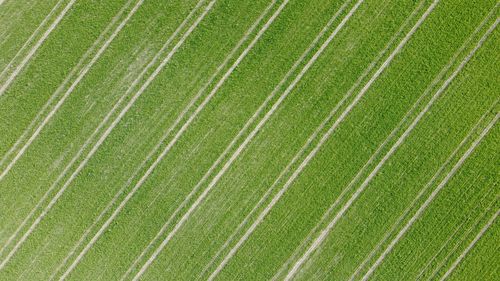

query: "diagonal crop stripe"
left=53, top=0, right=282, bottom=279
left=439, top=209, right=499, bottom=281
left=0, top=0, right=497, bottom=279
left=363, top=112, right=499, bottom=281
left=0, top=0, right=213, bottom=272
left=0, top=0, right=145, bottom=182
left=0, top=0, right=76, bottom=97
left=0, top=0, right=145, bottom=259
left=287, top=12, right=497, bottom=281
left=132, top=0, right=357, bottom=279
left=0, top=0, right=142, bottom=171
left=200, top=0, right=441, bottom=280
left=423, top=193, right=499, bottom=281
left=359, top=18, right=499, bottom=280
left=0, top=0, right=66, bottom=83
left=128, top=0, right=368, bottom=280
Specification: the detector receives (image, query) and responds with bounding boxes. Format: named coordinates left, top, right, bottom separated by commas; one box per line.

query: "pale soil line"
left=0, top=0, right=141, bottom=258
left=202, top=2, right=381, bottom=280
left=351, top=104, right=494, bottom=281
left=424, top=195, right=498, bottom=281
left=204, top=0, right=436, bottom=279
left=129, top=0, right=340, bottom=278
left=15, top=236, right=52, bottom=281
left=0, top=0, right=139, bottom=172
left=0, top=0, right=144, bottom=182
left=0, top=0, right=142, bottom=260
left=57, top=2, right=217, bottom=280
left=55, top=0, right=277, bottom=279
left=0, top=0, right=76, bottom=97
left=203, top=0, right=367, bottom=279
left=0, top=0, right=209, bottom=272
left=118, top=0, right=284, bottom=279
left=438, top=209, right=499, bottom=280
left=198, top=1, right=361, bottom=278
left=359, top=20, right=499, bottom=281
left=64, top=0, right=289, bottom=278
left=349, top=7, right=499, bottom=279
left=363, top=122, right=500, bottom=280
left=281, top=2, right=440, bottom=279
left=268, top=1, right=428, bottom=278
left=41, top=1, right=211, bottom=277
left=18, top=3, right=209, bottom=270
left=0, top=0, right=65, bottom=82
left=304, top=13, right=496, bottom=280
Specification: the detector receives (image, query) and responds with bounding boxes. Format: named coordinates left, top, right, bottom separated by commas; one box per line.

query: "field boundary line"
left=52, top=0, right=280, bottom=279
left=0, top=0, right=211, bottom=272
left=359, top=20, right=499, bottom=280
left=0, top=0, right=143, bottom=259
left=0, top=0, right=76, bottom=97
left=132, top=0, right=364, bottom=279
left=438, top=208, right=499, bottom=280
left=0, top=0, right=65, bottom=83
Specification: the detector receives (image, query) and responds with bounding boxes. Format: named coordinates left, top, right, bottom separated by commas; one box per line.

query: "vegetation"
left=0, top=0, right=497, bottom=280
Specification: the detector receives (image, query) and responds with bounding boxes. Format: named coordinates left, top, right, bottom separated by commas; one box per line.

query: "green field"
left=0, top=0, right=498, bottom=280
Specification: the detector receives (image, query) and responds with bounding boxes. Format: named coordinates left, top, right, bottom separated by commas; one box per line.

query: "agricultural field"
left=0, top=0, right=498, bottom=280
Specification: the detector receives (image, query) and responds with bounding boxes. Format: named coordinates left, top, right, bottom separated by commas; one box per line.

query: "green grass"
left=0, top=0, right=59, bottom=71
left=0, top=0, right=498, bottom=280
